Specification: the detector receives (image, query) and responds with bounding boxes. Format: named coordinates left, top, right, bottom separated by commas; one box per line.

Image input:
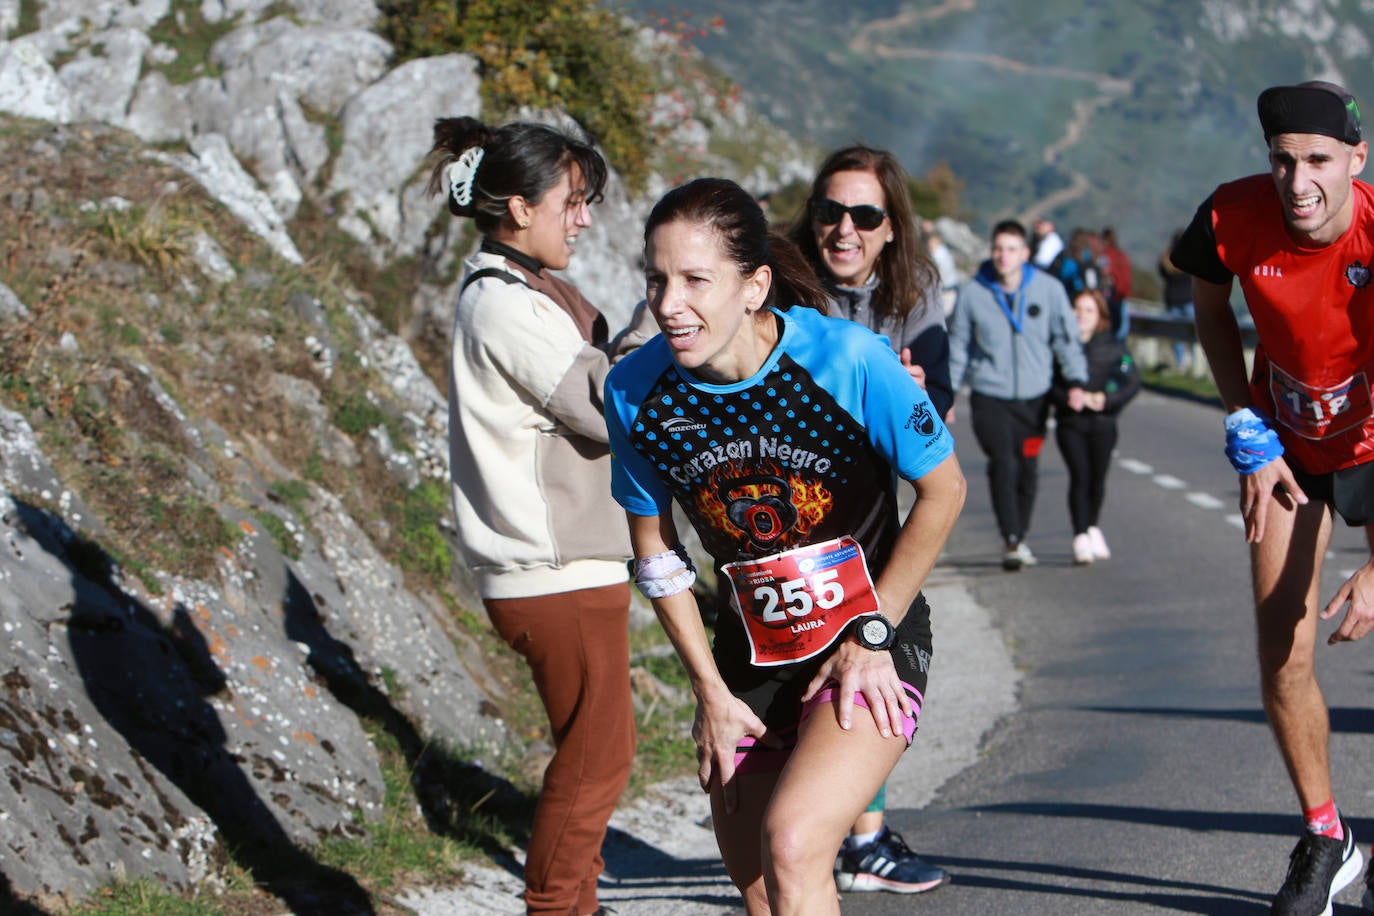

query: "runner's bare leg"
left=762, top=707, right=906, bottom=915
left=1252, top=495, right=1335, bottom=808
left=710, top=770, right=778, bottom=915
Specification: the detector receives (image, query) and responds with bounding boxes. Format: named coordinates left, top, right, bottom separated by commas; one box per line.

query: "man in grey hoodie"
left=950, top=219, right=1088, bottom=570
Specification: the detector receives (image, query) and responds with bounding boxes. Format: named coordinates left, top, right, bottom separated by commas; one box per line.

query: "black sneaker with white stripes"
left=835, top=826, right=946, bottom=894
left=1271, top=818, right=1361, bottom=916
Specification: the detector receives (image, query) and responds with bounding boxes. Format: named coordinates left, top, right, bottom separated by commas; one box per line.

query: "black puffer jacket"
left=1050, top=332, right=1140, bottom=422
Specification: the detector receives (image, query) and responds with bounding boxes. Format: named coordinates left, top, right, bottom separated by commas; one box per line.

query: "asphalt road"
left=854, top=389, right=1374, bottom=915
left=412, top=388, right=1374, bottom=914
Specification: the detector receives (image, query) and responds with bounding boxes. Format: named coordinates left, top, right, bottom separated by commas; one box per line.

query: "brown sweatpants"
left=484, top=582, right=636, bottom=916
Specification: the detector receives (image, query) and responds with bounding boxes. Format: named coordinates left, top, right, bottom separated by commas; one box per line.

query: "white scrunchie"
left=446, top=146, right=484, bottom=208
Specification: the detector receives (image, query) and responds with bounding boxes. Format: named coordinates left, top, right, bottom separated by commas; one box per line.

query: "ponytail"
left=427, top=116, right=608, bottom=234
left=763, top=232, right=831, bottom=313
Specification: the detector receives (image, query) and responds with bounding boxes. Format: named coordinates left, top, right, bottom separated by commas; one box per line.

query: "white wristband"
left=636, top=567, right=697, bottom=599
left=633, top=546, right=696, bottom=599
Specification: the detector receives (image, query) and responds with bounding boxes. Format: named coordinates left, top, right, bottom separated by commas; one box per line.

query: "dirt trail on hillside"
left=848, top=1, right=1133, bottom=220
left=850, top=0, right=977, bottom=45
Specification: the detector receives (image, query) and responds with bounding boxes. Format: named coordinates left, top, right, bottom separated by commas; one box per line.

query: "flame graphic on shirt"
left=692, top=460, right=833, bottom=550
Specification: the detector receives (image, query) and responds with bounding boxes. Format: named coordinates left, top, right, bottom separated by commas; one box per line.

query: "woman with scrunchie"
left=605, top=178, right=965, bottom=914
left=427, top=116, right=639, bottom=916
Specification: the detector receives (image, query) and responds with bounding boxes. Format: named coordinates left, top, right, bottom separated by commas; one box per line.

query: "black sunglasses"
left=813, top=198, right=887, bottom=231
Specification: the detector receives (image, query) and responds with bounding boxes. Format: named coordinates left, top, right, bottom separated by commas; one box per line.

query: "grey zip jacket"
left=948, top=260, right=1087, bottom=400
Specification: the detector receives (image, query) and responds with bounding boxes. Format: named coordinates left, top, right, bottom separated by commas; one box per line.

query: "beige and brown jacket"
left=447, top=240, right=639, bottom=599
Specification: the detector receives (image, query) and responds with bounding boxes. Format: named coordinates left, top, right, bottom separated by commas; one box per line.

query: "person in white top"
left=428, top=115, right=637, bottom=916
left=1030, top=216, right=1064, bottom=269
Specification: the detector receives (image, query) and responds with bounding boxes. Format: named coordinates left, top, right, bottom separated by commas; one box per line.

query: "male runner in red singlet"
left=1172, top=81, right=1374, bottom=916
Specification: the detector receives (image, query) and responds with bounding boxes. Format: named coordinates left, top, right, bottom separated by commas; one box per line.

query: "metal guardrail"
left=1124, top=300, right=1257, bottom=378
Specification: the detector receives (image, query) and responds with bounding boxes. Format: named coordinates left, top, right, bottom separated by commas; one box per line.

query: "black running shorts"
left=1287, top=459, right=1374, bottom=526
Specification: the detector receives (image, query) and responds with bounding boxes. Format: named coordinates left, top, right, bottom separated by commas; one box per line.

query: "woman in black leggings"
left=1051, top=288, right=1140, bottom=564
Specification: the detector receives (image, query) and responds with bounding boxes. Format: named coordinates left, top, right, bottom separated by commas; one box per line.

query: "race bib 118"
left=1269, top=362, right=1372, bottom=440
left=721, top=536, right=880, bottom=667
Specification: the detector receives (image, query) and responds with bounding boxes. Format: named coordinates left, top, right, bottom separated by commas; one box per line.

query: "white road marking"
left=1118, top=458, right=1153, bottom=475
left=1226, top=514, right=1245, bottom=529
left=1153, top=474, right=1187, bottom=490
left=1186, top=492, right=1225, bottom=510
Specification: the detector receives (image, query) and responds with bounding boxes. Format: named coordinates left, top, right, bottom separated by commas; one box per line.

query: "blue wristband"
left=1223, top=407, right=1284, bottom=475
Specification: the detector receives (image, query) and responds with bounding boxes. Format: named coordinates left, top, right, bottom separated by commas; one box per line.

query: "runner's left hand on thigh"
left=692, top=689, right=776, bottom=814
left=801, top=642, right=911, bottom=739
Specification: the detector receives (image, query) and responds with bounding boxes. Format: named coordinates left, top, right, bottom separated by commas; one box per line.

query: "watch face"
left=861, top=618, right=888, bottom=645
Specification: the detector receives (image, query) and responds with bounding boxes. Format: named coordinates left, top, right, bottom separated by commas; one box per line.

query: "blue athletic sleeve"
left=785, top=309, right=953, bottom=482
left=856, top=334, right=954, bottom=481
left=604, top=345, right=675, bottom=517
left=902, top=322, right=953, bottom=419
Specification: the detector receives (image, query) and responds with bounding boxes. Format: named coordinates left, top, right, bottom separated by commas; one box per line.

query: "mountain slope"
left=616, top=0, right=1374, bottom=262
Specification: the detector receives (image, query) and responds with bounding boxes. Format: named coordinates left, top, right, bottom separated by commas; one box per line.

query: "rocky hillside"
left=0, top=1, right=812, bottom=911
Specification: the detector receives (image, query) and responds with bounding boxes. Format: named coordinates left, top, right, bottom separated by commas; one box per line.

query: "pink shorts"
left=732, top=681, right=922, bottom=777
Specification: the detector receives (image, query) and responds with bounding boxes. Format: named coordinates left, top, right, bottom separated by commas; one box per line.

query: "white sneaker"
left=1002, top=541, right=1038, bottom=571
left=1072, top=533, right=1094, bottom=565
left=1087, top=526, right=1110, bottom=560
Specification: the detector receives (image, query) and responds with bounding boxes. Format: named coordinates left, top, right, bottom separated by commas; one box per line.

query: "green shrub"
left=396, top=480, right=452, bottom=581
left=271, top=478, right=312, bottom=514
left=377, top=0, right=658, bottom=191
left=330, top=389, right=395, bottom=438
left=72, top=878, right=228, bottom=915
left=907, top=161, right=966, bottom=220
left=96, top=204, right=192, bottom=277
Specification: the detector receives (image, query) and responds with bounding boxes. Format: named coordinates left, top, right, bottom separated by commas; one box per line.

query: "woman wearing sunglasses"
left=790, top=146, right=953, bottom=424
left=787, top=145, right=953, bottom=896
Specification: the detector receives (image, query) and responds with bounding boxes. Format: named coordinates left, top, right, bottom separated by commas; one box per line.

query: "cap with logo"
left=1257, top=80, right=1363, bottom=146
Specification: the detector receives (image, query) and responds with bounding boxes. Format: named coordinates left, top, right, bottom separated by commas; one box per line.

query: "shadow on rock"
left=602, top=824, right=728, bottom=883
left=279, top=568, right=535, bottom=867
left=1, top=873, right=51, bottom=914
left=13, top=500, right=374, bottom=915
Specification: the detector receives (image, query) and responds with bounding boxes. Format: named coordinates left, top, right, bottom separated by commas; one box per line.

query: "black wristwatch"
left=852, top=614, right=896, bottom=651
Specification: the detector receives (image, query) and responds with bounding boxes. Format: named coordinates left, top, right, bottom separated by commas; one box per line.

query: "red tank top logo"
left=1347, top=260, right=1372, bottom=288
left=1252, top=265, right=1284, bottom=278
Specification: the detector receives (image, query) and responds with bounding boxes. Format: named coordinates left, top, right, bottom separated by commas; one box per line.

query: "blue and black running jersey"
left=605, top=305, right=953, bottom=573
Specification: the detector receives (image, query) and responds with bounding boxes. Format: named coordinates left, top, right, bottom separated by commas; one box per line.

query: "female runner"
left=604, top=178, right=966, bottom=914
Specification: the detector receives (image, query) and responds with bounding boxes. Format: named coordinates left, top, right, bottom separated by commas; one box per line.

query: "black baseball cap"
left=1258, top=81, right=1363, bottom=145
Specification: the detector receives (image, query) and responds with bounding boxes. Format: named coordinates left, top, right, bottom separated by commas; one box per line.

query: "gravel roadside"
left=399, top=567, right=1019, bottom=915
